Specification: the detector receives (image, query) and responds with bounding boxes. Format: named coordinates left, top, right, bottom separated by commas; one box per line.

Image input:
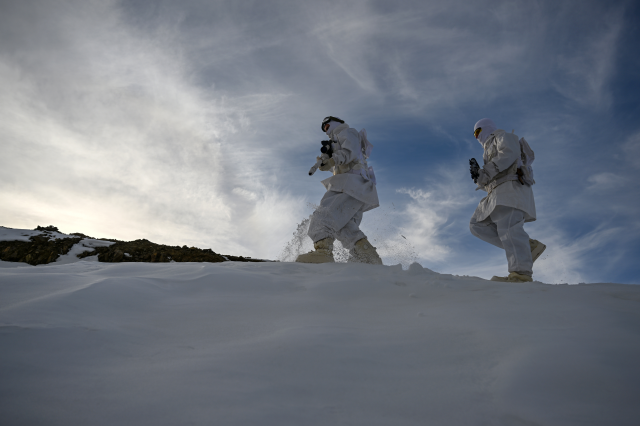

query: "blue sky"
left=1, top=0, right=639, bottom=283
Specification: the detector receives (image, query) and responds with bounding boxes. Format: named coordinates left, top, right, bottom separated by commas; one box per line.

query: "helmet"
left=321, top=116, right=344, bottom=132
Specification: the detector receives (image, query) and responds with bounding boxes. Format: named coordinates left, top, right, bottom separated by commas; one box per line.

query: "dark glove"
left=469, top=158, right=480, bottom=183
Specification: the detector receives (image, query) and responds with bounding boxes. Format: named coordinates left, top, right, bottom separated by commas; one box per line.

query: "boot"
left=349, top=238, right=383, bottom=265
left=295, top=238, right=335, bottom=263
left=530, top=239, right=546, bottom=263
left=491, top=271, right=533, bottom=283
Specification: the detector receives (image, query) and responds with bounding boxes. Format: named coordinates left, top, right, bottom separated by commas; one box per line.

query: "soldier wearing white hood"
left=296, top=116, right=383, bottom=264
left=470, top=118, right=546, bottom=282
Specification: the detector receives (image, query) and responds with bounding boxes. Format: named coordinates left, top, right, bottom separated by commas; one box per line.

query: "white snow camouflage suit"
left=470, top=120, right=537, bottom=276
left=307, top=121, right=379, bottom=250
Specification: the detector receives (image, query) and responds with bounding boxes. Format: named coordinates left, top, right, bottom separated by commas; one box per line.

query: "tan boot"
left=529, top=239, right=546, bottom=263
left=491, top=272, right=533, bottom=283
left=295, top=238, right=335, bottom=263
left=349, top=238, right=383, bottom=265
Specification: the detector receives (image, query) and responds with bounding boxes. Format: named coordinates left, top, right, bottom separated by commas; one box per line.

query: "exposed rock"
left=35, top=225, right=60, bottom=232
left=77, top=239, right=241, bottom=263
left=0, top=234, right=82, bottom=265
left=0, top=225, right=268, bottom=265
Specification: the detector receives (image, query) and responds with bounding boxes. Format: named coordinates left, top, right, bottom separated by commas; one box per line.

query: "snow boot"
left=491, top=272, right=533, bottom=283
left=530, top=239, right=546, bottom=263
left=349, top=238, right=383, bottom=265
left=295, top=238, right=335, bottom=263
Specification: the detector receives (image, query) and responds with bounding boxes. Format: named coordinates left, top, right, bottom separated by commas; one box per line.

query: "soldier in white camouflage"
left=469, top=118, right=546, bottom=282
left=296, top=116, right=382, bottom=265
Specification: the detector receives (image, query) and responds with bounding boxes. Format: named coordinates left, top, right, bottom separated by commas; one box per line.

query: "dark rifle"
left=308, top=140, right=334, bottom=176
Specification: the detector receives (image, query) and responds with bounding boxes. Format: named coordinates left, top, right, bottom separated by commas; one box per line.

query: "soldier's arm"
left=484, top=134, right=520, bottom=178
left=331, top=129, right=361, bottom=166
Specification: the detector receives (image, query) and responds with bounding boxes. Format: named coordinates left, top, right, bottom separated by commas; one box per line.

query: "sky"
left=1, top=0, right=639, bottom=284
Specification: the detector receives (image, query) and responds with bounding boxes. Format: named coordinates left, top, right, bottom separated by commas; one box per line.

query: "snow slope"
left=0, top=226, right=73, bottom=242
left=1, top=260, right=639, bottom=425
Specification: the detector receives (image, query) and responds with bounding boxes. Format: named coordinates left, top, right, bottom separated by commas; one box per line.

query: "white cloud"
left=622, top=132, right=640, bottom=169
left=553, top=8, right=623, bottom=109
left=587, top=173, right=627, bottom=191
left=0, top=1, right=299, bottom=258
left=395, top=167, right=477, bottom=264
left=531, top=222, right=635, bottom=284
left=395, top=188, right=453, bottom=262
left=233, top=188, right=259, bottom=201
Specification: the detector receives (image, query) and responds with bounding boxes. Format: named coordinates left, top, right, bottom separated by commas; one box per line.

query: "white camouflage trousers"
left=469, top=205, right=533, bottom=275
left=308, top=191, right=367, bottom=250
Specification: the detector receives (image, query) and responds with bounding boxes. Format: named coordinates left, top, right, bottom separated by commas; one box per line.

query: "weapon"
left=309, top=154, right=331, bottom=175
left=308, top=140, right=334, bottom=176
left=320, top=140, right=333, bottom=157
left=469, top=158, right=480, bottom=183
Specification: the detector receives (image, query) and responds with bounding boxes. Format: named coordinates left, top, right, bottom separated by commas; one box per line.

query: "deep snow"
left=1, top=257, right=639, bottom=425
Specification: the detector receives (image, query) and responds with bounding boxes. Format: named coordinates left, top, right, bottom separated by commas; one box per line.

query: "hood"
left=322, top=116, right=345, bottom=133
left=474, top=118, right=497, bottom=144
left=327, top=122, right=349, bottom=138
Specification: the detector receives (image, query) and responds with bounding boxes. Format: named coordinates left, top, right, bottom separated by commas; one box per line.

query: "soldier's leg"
left=335, top=210, right=366, bottom=250
left=308, top=191, right=365, bottom=244
left=308, top=193, right=382, bottom=265
left=297, top=191, right=346, bottom=264
left=490, top=206, right=533, bottom=275
left=470, top=214, right=503, bottom=249
left=337, top=210, right=383, bottom=265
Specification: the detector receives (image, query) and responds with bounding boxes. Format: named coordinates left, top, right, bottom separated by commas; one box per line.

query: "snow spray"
left=278, top=204, right=419, bottom=268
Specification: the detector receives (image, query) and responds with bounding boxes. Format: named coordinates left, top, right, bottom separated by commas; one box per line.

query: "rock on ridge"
left=0, top=226, right=267, bottom=265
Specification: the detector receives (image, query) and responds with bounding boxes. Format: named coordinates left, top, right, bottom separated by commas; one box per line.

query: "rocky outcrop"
left=0, top=226, right=268, bottom=265
left=0, top=227, right=82, bottom=266
left=77, top=239, right=231, bottom=263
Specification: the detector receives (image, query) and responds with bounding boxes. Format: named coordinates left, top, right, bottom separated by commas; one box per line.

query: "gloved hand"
left=319, top=157, right=335, bottom=171
left=469, top=158, right=480, bottom=182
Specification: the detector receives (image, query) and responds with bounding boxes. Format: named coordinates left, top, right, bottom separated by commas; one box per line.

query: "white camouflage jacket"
left=320, top=123, right=379, bottom=211
left=472, top=129, right=536, bottom=222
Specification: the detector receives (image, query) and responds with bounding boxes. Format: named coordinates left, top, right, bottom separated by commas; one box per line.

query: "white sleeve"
left=488, top=133, right=519, bottom=175
left=332, top=128, right=362, bottom=166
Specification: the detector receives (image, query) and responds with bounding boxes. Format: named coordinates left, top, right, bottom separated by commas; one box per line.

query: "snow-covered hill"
left=1, top=258, right=639, bottom=425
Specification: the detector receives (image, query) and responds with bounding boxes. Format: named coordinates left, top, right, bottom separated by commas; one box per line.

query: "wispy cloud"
left=394, top=166, right=477, bottom=265
left=1, top=0, right=638, bottom=279
left=553, top=7, right=624, bottom=109
left=586, top=173, right=628, bottom=191
left=533, top=220, right=639, bottom=284
left=0, top=0, right=300, bottom=256
left=622, top=131, right=640, bottom=169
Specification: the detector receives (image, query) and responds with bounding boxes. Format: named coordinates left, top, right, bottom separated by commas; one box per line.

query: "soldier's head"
left=473, top=118, right=497, bottom=144
left=321, top=116, right=345, bottom=134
